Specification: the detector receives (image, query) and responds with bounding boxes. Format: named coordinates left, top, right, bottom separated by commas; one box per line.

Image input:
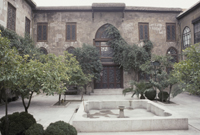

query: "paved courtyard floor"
left=0, top=92, right=200, bottom=135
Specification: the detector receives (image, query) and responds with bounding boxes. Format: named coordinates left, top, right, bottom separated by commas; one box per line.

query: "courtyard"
left=0, top=91, right=200, bottom=135
left=1, top=0, right=200, bottom=134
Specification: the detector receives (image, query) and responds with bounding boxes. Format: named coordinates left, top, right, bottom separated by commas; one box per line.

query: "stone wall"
left=177, top=7, right=200, bottom=52
left=32, top=7, right=181, bottom=90
left=33, top=10, right=180, bottom=56
left=0, top=0, right=33, bottom=37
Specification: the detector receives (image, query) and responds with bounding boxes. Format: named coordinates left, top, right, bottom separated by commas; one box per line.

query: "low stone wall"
left=73, top=100, right=188, bottom=132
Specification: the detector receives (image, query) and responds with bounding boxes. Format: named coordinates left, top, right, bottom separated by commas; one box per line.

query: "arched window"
left=166, top=47, right=178, bottom=73
left=40, top=47, right=48, bottom=55
left=95, top=23, right=112, bottom=39
left=183, top=27, right=191, bottom=49
left=167, top=47, right=178, bottom=63
left=94, top=24, right=123, bottom=89
left=95, top=24, right=114, bottom=62
left=66, top=46, right=75, bottom=54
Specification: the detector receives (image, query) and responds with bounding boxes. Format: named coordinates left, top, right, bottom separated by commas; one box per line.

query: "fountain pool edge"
left=72, top=100, right=188, bottom=132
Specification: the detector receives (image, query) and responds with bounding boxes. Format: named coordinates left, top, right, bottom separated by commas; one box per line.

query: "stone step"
left=91, top=89, right=124, bottom=95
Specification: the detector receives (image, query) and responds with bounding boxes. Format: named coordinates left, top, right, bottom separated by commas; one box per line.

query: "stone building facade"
left=0, top=0, right=35, bottom=37
left=32, top=4, right=182, bottom=89
left=1, top=0, right=200, bottom=91
left=32, top=4, right=181, bottom=56
left=177, top=1, right=200, bottom=55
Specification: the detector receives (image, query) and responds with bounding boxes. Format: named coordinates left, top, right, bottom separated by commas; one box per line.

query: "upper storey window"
left=95, top=24, right=111, bottom=39
left=166, top=47, right=178, bottom=74
left=25, top=17, right=31, bottom=35
left=138, top=23, right=149, bottom=40
left=194, top=20, right=200, bottom=44
left=37, top=23, right=48, bottom=42
left=66, top=23, right=77, bottom=42
left=7, top=3, right=16, bottom=31
left=95, top=24, right=113, bottom=62
left=166, top=23, right=176, bottom=42
left=182, top=27, right=191, bottom=49
left=167, top=47, right=178, bottom=63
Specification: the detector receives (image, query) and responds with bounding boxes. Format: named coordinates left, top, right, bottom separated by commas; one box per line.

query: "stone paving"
left=0, top=92, right=200, bottom=135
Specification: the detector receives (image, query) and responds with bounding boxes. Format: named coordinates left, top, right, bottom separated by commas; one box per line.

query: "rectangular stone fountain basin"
left=72, top=100, right=188, bottom=132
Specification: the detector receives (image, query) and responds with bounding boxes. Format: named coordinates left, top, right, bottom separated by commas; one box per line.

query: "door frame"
left=93, top=39, right=124, bottom=89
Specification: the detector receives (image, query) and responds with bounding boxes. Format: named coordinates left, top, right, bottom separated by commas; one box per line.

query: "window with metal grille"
left=25, top=17, right=30, bottom=35
left=7, top=3, right=16, bottom=31
left=138, top=23, right=149, bottom=40
left=182, top=27, right=191, bottom=49
left=37, top=23, right=48, bottom=42
left=166, top=47, right=178, bottom=74
left=95, top=24, right=111, bottom=39
left=194, top=20, right=200, bottom=44
left=66, top=23, right=77, bottom=41
left=94, top=24, right=113, bottom=63
left=166, top=23, right=176, bottom=42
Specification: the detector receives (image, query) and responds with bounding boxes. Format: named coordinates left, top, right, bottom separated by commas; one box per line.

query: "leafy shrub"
left=25, top=123, right=44, bottom=135
left=145, top=88, right=156, bottom=100
left=0, top=112, right=36, bottom=135
left=158, top=91, right=169, bottom=102
left=0, top=25, right=41, bottom=57
left=73, top=44, right=102, bottom=80
left=44, top=121, right=77, bottom=135
left=123, top=81, right=152, bottom=98
left=106, top=24, right=153, bottom=76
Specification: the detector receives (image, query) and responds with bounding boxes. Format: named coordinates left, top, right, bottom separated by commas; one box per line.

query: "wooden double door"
left=94, top=65, right=123, bottom=89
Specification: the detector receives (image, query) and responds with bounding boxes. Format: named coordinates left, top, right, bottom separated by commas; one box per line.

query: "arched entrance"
left=94, top=24, right=123, bottom=89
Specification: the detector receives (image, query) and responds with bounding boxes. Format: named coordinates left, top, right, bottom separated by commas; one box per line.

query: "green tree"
left=106, top=25, right=153, bottom=81
left=40, top=53, right=70, bottom=105
left=140, top=55, right=178, bottom=102
left=73, top=44, right=102, bottom=93
left=0, top=31, right=22, bottom=135
left=0, top=25, right=41, bottom=58
left=63, top=52, right=92, bottom=100
left=41, top=52, right=90, bottom=105
left=173, top=44, right=200, bottom=94
left=12, top=55, right=45, bottom=113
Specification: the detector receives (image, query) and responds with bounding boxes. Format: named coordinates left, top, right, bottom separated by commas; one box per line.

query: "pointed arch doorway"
left=94, top=24, right=123, bottom=89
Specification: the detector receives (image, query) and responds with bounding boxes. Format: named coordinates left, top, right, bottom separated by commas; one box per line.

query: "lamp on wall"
left=151, top=61, right=160, bottom=67
left=100, top=70, right=103, bottom=77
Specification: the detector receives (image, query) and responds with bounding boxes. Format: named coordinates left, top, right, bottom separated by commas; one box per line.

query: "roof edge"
left=125, top=6, right=182, bottom=12
left=33, top=5, right=182, bottom=13
left=177, top=1, right=200, bottom=20
left=25, top=0, right=36, bottom=8
left=33, top=6, right=92, bottom=12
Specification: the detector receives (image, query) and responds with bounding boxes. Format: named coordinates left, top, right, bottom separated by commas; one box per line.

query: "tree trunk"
left=22, top=96, right=28, bottom=113
left=0, top=83, right=3, bottom=104
left=135, top=70, right=138, bottom=82
left=5, top=89, right=8, bottom=135
left=0, top=89, right=2, bottom=104
left=168, top=85, right=172, bottom=103
left=81, top=92, right=83, bottom=101
left=21, top=91, right=34, bottom=113
left=84, top=84, right=87, bottom=94
left=58, top=94, right=61, bottom=105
